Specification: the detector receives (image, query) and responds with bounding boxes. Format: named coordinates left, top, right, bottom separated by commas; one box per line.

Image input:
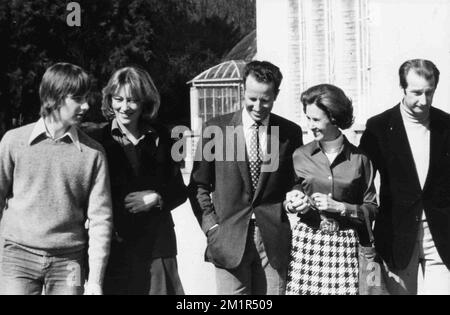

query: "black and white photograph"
left=0, top=0, right=450, bottom=298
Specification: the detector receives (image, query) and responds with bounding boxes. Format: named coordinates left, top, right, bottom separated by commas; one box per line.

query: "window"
left=197, top=85, right=242, bottom=123
left=298, top=0, right=370, bottom=124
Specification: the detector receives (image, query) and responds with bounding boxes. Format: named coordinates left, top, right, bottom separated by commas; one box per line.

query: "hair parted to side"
left=102, top=66, right=160, bottom=122
left=301, top=84, right=354, bottom=130
left=39, top=63, right=91, bottom=117
left=399, top=59, right=440, bottom=89
left=243, top=60, right=283, bottom=96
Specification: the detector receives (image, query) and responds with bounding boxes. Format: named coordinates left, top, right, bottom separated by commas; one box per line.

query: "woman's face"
left=305, top=103, right=340, bottom=142
left=111, top=84, right=142, bottom=127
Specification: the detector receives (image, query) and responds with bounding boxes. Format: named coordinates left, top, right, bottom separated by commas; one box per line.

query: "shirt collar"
left=242, top=108, right=270, bottom=129
left=29, top=118, right=81, bottom=151
left=309, top=135, right=352, bottom=161
left=111, top=119, right=157, bottom=142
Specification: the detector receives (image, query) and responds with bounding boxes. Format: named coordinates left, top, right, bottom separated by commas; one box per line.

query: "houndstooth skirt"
left=286, top=222, right=359, bottom=295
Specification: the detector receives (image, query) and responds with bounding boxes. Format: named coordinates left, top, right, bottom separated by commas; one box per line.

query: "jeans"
left=215, top=221, right=286, bottom=295
left=0, top=240, right=85, bottom=295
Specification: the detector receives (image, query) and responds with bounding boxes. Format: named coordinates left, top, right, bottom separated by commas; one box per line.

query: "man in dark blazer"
left=189, top=61, right=303, bottom=295
left=359, top=59, right=450, bottom=294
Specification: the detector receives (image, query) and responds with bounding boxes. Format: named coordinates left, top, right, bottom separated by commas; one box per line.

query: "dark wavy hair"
left=243, top=60, right=283, bottom=96
left=301, top=84, right=354, bottom=130
left=39, top=63, right=91, bottom=117
left=102, top=66, right=160, bottom=122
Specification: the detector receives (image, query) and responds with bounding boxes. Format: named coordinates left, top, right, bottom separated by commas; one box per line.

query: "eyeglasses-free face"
left=58, top=95, right=89, bottom=127
left=111, top=84, right=143, bottom=128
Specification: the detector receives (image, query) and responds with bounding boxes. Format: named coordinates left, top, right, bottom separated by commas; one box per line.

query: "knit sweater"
left=0, top=122, right=113, bottom=285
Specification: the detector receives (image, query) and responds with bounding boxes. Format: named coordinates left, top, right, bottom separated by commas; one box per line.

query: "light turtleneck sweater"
left=320, top=133, right=344, bottom=164
left=400, top=101, right=430, bottom=191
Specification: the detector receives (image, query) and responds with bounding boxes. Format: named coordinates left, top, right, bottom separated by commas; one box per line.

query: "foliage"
left=0, top=0, right=255, bottom=135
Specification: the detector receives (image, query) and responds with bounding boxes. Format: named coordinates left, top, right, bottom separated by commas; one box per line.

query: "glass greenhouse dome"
left=188, top=60, right=246, bottom=134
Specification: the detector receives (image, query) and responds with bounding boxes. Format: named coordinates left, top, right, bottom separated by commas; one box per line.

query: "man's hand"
left=84, top=282, right=102, bottom=295
left=124, top=190, right=163, bottom=214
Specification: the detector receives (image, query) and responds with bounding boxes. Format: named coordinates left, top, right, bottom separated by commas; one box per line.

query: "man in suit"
left=189, top=60, right=303, bottom=295
left=359, top=59, right=450, bottom=294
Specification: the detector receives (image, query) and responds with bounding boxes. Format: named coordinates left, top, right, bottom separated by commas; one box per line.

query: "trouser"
left=0, top=240, right=85, bottom=295
left=215, top=220, right=286, bottom=295
left=383, top=221, right=450, bottom=295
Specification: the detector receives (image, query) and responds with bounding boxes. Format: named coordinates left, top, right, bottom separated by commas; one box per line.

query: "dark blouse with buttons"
left=293, top=136, right=378, bottom=244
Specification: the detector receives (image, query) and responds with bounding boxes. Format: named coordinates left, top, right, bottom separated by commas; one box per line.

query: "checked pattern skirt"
left=286, top=222, right=359, bottom=295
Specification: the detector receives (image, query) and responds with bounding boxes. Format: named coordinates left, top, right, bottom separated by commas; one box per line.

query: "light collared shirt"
left=293, top=136, right=378, bottom=223
left=242, top=109, right=270, bottom=220
left=111, top=119, right=159, bottom=147
left=28, top=118, right=81, bottom=151
left=242, top=108, right=269, bottom=160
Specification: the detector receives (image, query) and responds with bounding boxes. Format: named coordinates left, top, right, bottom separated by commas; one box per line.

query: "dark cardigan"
left=90, top=121, right=187, bottom=258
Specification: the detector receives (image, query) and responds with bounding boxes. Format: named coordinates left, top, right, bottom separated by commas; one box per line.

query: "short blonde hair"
left=102, top=67, right=160, bottom=122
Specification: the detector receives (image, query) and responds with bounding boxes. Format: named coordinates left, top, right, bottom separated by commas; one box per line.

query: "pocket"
left=2, top=240, right=21, bottom=252
left=205, top=225, right=222, bottom=263
left=206, top=225, right=220, bottom=245
left=1, top=241, right=26, bottom=274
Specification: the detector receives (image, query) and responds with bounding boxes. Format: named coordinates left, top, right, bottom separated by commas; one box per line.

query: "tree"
left=0, top=0, right=255, bottom=135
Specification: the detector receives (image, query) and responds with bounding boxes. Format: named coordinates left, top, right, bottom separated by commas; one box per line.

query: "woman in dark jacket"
left=94, top=66, right=187, bottom=295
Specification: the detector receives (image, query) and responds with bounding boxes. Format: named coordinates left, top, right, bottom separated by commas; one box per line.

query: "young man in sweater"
left=360, top=59, right=450, bottom=294
left=0, top=63, right=113, bottom=295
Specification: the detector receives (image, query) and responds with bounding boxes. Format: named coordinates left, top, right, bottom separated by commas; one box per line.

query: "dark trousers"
left=103, top=239, right=184, bottom=295
left=215, top=221, right=286, bottom=295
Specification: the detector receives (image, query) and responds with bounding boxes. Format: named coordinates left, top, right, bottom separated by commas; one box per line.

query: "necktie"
left=248, top=122, right=262, bottom=193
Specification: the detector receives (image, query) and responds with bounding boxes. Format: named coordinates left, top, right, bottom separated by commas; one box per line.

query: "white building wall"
left=256, top=0, right=296, bottom=122
left=257, top=0, right=450, bottom=143
left=367, top=0, right=450, bottom=116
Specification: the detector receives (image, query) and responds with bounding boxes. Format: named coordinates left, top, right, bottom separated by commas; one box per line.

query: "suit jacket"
left=89, top=122, right=187, bottom=258
left=188, top=110, right=303, bottom=270
left=359, top=104, right=450, bottom=269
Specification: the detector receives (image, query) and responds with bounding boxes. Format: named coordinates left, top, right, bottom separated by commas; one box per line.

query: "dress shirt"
left=293, top=136, right=378, bottom=230
left=242, top=108, right=269, bottom=159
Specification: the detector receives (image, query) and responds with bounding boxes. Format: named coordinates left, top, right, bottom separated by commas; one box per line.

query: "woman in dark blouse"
left=284, top=84, right=378, bottom=295
left=94, top=67, right=187, bottom=295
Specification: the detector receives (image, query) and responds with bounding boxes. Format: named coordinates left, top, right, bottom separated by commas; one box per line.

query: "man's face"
left=244, top=74, right=277, bottom=122
left=403, top=70, right=436, bottom=117
left=58, top=95, right=89, bottom=127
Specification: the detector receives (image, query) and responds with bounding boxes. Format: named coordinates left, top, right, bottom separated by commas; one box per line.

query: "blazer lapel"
left=388, top=104, right=422, bottom=191
left=424, top=108, right=447, bottom=192
left=230, top=110, right=253, bottom=196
